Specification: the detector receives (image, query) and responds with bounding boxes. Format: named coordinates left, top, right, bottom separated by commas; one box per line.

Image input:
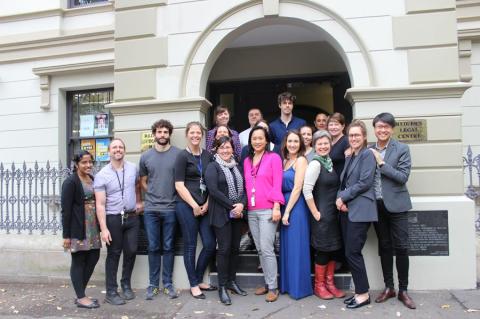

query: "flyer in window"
left=96, top=138, right=110, bottom=162
left=80, top=139, right=96, bottom=160
left=94, top=113, right=109, bottom=136
left=79, top=114, right=95, bottom=137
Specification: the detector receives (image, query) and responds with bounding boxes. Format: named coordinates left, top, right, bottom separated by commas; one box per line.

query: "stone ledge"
left=345, top=83, right=471, bottom=104
left=107, top=97, right=212, bottom=115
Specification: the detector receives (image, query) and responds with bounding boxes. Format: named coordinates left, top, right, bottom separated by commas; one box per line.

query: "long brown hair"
left=281, top=130, right=306, bottom=160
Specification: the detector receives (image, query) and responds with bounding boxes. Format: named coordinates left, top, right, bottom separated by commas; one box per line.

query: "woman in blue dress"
left=279, top=130, right=313, bottom=300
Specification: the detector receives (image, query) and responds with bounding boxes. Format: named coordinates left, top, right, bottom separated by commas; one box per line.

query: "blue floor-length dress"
left=280, top=167, right=313, bottom=299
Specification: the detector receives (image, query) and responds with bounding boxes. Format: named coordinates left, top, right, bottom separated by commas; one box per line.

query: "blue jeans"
left=175, top=201, right=216, bottom=287
left=144, top=210, right=177, bottom=288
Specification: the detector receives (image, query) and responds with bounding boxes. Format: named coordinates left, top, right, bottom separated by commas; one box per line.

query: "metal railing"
left=463, top=145, right=480, bottom=231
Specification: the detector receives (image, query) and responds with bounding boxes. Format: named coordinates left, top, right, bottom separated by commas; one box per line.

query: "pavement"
left=0, top=282, right=479, bottom=319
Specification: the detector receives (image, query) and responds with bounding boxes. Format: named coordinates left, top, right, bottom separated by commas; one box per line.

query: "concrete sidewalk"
left=0, top=282, right=478, bottom=319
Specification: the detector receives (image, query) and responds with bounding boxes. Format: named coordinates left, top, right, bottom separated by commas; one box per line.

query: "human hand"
left=200, top=203, right=208, bottom=215
left=282, top=212, right=290, bottom=225
left=336, top=198, right=344, bottom=210
left=63, top=238, right=71, bottom=250
left=101, top=228, right=112, bottom=245
left=340, top=204, right=348, bottom=212
left=370, top=149, right=383, bottom=165
left=193, top=205, right=202, bottom=216
left=312, top=210, right=321, bottom=221
left=272, top=207, right=281, bottom=222
left=135, top=202, right=144, bottom=214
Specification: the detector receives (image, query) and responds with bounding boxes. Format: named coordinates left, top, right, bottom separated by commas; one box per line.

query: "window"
left=69, top=0, right=108, bottom=8
left=67, top=88, right=114, bottom=167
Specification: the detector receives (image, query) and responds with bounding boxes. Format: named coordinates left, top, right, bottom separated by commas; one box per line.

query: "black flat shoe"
left=77, top=301, right=100, bottom=309
left=346, top=297, right=370, bottom=309
left=343, top=295, right=355, bottom=304
left=190, top=291, right=206, bottom=299
left=200, top=285, right=217, bottom=291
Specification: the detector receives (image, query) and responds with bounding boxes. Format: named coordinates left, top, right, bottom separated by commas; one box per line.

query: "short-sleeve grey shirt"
left=93, top=161, right=138, bottom=215
left=139, top=146, right=181, bottom=211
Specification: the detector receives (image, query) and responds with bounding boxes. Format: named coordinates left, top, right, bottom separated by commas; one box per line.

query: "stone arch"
left=180, top=0, right=377, bottom=97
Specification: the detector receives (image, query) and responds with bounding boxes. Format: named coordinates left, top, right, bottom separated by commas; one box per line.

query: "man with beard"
left=139, top=120, right=182, bottom=300
left=269, top=92, right=306, bottom=148
left=94, top=138, right=143, bottom=305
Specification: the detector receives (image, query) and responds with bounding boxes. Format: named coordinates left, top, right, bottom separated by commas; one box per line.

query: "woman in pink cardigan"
left=243, top=125, right=285, bottom=303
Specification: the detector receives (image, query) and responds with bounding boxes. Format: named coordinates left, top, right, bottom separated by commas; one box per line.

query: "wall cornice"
left=345, top=83, right=471, bottom=104
left=107, top=97, right=212, bottom=115
left=33, top=59, right=114, bottom=76
left=0, top=1, right=113, bottom=23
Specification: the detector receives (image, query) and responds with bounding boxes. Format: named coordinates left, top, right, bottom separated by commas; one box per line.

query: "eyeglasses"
left=348, top=134, right=363, bottom=138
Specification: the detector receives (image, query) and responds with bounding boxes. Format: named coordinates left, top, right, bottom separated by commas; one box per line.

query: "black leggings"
left=70, top=249, right=100, bottom=299
left=314, top=249, right=342, bottom=266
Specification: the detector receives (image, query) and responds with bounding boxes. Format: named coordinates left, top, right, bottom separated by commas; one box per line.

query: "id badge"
left=199, top=182, right=207, bottom=193
left=120, top=209, right=125, bottom=225
left=250, top=195, right=256, bottom=207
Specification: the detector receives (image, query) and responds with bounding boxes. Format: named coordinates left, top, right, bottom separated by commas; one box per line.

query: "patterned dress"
left=70, top=182, right=101, bottom=253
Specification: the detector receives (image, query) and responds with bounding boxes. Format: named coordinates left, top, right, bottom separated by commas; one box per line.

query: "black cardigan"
left=205, top=161, right=247, bottom=228
left=61, top=173, right=93, bottom=240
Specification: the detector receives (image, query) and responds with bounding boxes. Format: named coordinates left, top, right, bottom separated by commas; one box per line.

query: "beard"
left=156, top=137, right=170, bottom=145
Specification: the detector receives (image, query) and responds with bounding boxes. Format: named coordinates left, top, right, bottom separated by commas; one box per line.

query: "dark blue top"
left=330, top=135, right=349, bottom=177
left=269, top=116, right=306, bottom=146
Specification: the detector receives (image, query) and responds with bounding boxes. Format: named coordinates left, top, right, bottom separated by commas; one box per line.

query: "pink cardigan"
left=243, top=152, right=285, bottom=211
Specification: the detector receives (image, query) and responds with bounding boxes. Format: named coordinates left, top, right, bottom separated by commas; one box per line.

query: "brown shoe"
left=265, top=289, right=279, bottom=302
left=398, top=291, right=416, bottom=309
left=255, top=286, right=268, bottom=295
left=375, top=288, right=396, bottom=303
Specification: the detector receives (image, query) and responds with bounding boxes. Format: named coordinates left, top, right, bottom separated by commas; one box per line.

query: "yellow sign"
left=141, top=131, right=154, bottom=152
left=394, top=119, right=427, bottom=143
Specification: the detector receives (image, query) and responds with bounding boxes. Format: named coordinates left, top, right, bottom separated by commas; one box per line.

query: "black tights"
left=70, top=249, right=100, bottom=299
left=315, top=249, right=342, bottom=266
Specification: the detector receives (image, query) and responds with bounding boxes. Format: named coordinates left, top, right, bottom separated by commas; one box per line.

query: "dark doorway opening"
left=207, top=73, right=352, bottom=131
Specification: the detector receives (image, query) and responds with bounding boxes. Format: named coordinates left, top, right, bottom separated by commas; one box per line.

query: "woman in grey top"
left=303, top=130, right=344, bottom=300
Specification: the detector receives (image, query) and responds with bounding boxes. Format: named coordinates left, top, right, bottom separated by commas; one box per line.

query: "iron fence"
left=463, top=145, right=480, bottom=231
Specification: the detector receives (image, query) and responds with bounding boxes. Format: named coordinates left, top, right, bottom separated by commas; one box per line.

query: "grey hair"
left=312, top=130, right=332, bottom=146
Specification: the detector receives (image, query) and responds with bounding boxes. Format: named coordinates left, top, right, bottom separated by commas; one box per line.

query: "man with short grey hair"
left=94, top=138, right=143, bottom=305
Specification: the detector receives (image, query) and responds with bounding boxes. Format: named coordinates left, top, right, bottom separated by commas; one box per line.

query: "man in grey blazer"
left=370, top=113, right=416, bottom=310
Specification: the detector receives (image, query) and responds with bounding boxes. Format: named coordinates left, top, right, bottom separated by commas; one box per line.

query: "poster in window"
left=94, top=113, right=109, bottom=136
left=80, top=139, right=96, bottom=160
left=79, top=114, right=95, bottom=137
left=96, top=138, right=110, bottom=162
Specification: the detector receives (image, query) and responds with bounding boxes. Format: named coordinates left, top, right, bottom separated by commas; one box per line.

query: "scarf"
left=313, top=154, right=333, bottom=173
left=214, top=154, right=244, bottom=202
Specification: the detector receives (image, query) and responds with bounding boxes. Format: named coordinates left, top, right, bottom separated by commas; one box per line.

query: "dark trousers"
left=213, top=219, right=242, bottom=286
left=175, top=201, right=216, bottom=287
left=70, top=249, right=100, bottom=299
left=340, top=213, right=371, bottom=294
left=374, top=200, right=409, bottom=291
left=144, top=210, right=177, bottom=288
left=105, top=214, right=139, bottom=293
left=314, top=249, right=342, bottom=266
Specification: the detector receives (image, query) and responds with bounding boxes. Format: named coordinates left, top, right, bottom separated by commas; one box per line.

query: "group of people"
left=61, top=91, right=416, bottom=311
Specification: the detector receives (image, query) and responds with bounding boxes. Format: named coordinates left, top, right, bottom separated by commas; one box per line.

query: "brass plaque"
left=140, top=131, right=154, bottom=152
left=394, top=119, right=427, bottom=143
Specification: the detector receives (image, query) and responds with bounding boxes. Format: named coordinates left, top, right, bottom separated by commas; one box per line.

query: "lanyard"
left=114, top=166, right=125, bottom=201
left=187, top=147, right=203, bottom=179
left=250, top=152, right=265, bottom=191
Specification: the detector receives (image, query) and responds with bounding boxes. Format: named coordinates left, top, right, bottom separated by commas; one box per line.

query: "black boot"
left=226, top=281, right=247, bottom=296
left=218, top=286, right=232, bottom=305
left=121, top=284, right=135, bottom=300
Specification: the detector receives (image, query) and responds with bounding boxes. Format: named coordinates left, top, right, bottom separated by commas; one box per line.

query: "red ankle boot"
left=314, top=264, right=334, bottom=300
left=325, top=261, right=345, bottom=298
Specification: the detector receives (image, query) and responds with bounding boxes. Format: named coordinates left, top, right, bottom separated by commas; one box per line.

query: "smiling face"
left=374, top=120, right=394, bottom=144
left=248, top=109, right=262, bottom=127
left=314, top=136, right=331, bottom=157
left=285, top=132, right=301, bottom=156
left=315, top=113, right=328, bottom=130
left=250, top=128, right=268, bottom=153
left=76, top=154, right=94, bottom=175
left=328, top=119, right=345, bottom=138
left=108, top=139, right=125, bottom=161
left=154, top=127, right=170, bottom=146
left=300, top=126, right=313, bottom=147
left=215, top=126, right=230, bottom=139
left=186, top=124, right=203, bottom=148
left=348, top=126, right=366, bottom=152
left=216, top=110, right=230, bottom=126
left=217, top=141, right=234, bottom=162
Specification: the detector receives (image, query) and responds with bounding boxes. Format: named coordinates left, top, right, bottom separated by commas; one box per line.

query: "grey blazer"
left=373, top=138, right=412, bottom=213
left=338, top=147, right=378, bottom=223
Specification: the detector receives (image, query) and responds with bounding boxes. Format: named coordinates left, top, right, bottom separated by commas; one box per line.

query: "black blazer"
left=205, top=161, right=247, bottom=228
left=61, top=173, right=93, bottom=240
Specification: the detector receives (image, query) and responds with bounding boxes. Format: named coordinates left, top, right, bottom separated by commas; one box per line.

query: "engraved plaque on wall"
left=394, top=119, right=427, bottom=143
left=408, top=210, right=449, bottom=256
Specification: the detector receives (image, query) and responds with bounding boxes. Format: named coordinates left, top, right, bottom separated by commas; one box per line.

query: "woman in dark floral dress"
left=61, top=150, right=101, bottom=309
